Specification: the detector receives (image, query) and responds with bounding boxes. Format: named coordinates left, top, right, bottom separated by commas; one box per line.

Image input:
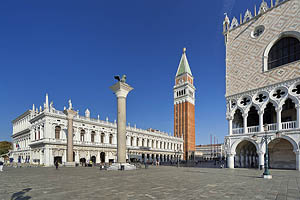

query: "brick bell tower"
left=174, top=48, right=196, bottom=161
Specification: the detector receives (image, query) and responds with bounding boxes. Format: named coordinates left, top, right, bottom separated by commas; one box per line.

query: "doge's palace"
left=223, top=0, right=300, bottom=170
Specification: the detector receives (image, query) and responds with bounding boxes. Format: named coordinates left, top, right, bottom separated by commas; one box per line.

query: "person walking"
left=0, top=159, right=4, bottom=172
left=55, top=160, right=59, bottom=170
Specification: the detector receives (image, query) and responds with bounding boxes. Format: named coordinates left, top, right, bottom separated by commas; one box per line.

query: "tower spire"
left=176, top=48, right=192, bottom=77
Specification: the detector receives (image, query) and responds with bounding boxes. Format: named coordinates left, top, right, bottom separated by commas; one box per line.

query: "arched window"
left=268, top=37, right=300, bottom=70
left=109, top=134, right=113, bottom=144
left=142, top=139, right=145, bottom=147
left=136, top=138, right=139, bottom=146
left=101, top=133, right=105, bottom=143
left=55, top=126, right=61, bottom=139
left=80, top=130, right=85, bottom=142
left=91, top=131, right=95, bottom=143
left=131, top=137, right=133, bottom=146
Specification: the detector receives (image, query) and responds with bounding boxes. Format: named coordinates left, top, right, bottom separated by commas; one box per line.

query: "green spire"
left=176, top=48, right=192, bottom=77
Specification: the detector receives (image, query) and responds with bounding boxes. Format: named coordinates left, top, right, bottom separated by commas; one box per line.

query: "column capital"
left=226, top=114, right=233, bottom=120
left=275, top=107, right=282, bottom=112
left=63, top=109, right=77, bottom=119
left=242, top=113, right=248, bottom=118
left=258, top=110, right=264, bottom=115
left=110, top=82, right=133, bottom=98
left=295, top=104, right=300, bottom=109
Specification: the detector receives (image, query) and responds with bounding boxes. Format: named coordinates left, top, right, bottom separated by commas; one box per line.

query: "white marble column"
left=227, top=153, right=235, bottom=169
left=295, top=150, right=300, bottom=171
left=276, top=107, right=282, bottom=131
left=75, top=151, right=79, bottom=163
left=227, top=116, right=233, bottom=135
left=243, top=113, right=248, bottom=134
left=296, top=105, right=300, bottom=129
left=110, top=81, right=133, bottom=164
left=259, top=110, right=264, bottom=132
left=258, top=152, right=264, bottom=169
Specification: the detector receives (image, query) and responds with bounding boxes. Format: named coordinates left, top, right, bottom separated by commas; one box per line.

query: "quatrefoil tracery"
left=292, top=85, right=300, bottom=95
left=240, top=97, right=250, bottom=106
left=255, top=94, right=267, bottom=103
left=273, top=89, right=285, bottom=99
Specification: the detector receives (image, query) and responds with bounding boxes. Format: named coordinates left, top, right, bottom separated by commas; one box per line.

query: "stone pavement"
left=1, top=166, right=300, bottom=200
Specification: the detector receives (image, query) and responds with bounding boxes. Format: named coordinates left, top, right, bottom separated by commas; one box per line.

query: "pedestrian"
left=0, top=159, right=4, bottom=172
left=55, top=160, right=59, bottom=170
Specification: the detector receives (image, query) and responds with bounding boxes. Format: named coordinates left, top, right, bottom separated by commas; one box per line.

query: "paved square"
left=1, top=166, right=300, bottom=200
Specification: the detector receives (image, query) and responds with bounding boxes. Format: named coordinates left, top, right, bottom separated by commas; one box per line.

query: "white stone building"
left=11, top=94, right=183, bottom=166
left=224, top=0, right=300, bottom=170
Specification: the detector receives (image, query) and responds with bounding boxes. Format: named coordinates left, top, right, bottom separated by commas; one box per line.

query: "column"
left=243, top=113, right=248, bottom=134
left=258, top=151, right=264, bottom=169
left=227, top=116, right=233, bottom=135
left=44, top=148, right=50, bottom=166
left=126, top=136, right=130, bottom=146
left=110, top=81, right=133, bottom=164
left=296, top=105, right=300, bottom=129
left=63, top=104, right=77, bottom=165
left=295, top=151, right=300, bottom=171
left=276, top=107, right=282, bottom=131
left=75, top=151, right=79, bottom=163
left=259, top=110, right=264, bottom=132
left=240, top=153, right=244, bottom=167
left=227, top=153, right=235, bottom=169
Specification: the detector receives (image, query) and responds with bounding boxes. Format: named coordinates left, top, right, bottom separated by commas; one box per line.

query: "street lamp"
left=262, top=124, right=272, bottom=179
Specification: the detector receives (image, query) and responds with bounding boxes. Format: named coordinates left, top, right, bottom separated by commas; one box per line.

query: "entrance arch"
left=235, top=140, right=258, bottom=168
left=268, top=138, right=296, bottom=169
left=100, top=152, right=105, bottom=163
left=90, top=156, right=96, bottom=164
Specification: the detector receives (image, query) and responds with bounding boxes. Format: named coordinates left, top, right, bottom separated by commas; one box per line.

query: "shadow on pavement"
left=11, top=188, right=32, bottom=200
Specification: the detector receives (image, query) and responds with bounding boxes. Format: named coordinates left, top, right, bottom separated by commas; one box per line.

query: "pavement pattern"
left=1, top=166, right=300, bottom=200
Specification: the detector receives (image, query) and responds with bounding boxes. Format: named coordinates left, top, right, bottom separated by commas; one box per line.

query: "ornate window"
left=91, top=131, right=95, bottom=143
left=101, top=133, right=105, bottom=143
left=268, top=37, right=300, bottom=70
left=131, top=137, right=133, bottom=146
left=80, top=130, right=85, bottom=142
left=109, top=134, right=113, bottom=144
left=55, top=126, right=61, bottom=139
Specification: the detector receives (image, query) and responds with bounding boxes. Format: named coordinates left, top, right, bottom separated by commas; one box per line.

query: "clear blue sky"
left=0, top=0, right=264, bottom=144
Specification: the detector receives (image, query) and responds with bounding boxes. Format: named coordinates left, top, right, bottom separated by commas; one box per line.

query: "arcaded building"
left=11, top=94, right=183, bottom=166
left=224, top=0, right=300, bottom=170
left=174, top=48, right=196, bottom=160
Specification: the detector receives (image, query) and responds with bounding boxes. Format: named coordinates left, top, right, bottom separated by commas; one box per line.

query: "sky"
left=0, top=0, right=266, bottom=144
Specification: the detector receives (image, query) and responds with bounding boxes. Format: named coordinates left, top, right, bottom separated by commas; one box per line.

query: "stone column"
left=227, top=116, right=233, bottom=135
left=227, top=153, right=235, bottom=169
left=110, top=81, right=133, bottom=164
left=258, top=152, right=264, bottom=169
left=243, top=113, right=248, bottom=134
left=63, top=108, right=77, bottom=166
left=296, top=105, right=300, bottom=129
left=276, top=107, right=282, bottom=131
left=258, top=110, right=264, bottom=132
left=295, top=150, right=300, bottom=171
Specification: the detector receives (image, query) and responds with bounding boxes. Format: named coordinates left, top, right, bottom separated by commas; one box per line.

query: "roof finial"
left=183, top=47, right=186, bottom=53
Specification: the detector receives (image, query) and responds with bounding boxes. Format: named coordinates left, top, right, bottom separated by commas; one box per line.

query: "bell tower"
left=174, top=48, right=196, bottom=160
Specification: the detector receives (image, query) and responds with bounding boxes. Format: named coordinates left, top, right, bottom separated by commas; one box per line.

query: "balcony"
left=232, top=121, right=297, bottom=135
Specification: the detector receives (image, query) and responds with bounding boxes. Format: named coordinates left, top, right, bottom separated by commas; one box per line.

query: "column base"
left=107, top=163, right=136, bottom=171
left=64, top=162, right=76, bottom=167
left=262, top=175, right=272, bottom=179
